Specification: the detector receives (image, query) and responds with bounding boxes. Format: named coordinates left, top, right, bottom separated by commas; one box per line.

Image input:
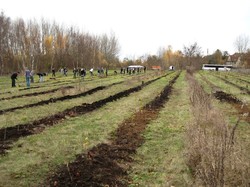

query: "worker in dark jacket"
left=11, top=72, right=19, bottom=87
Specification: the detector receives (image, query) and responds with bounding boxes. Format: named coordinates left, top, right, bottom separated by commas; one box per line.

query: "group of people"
left=73, top=68, right=87, bottom=79
left=60, top=67, right=68, bottom=76
left=11, top=68, right=33, bottom=88
left=120, top=66, right=147, bottom=75
left=11, top=68, right=47, bottom=88
left=10, top=66, right=147, bottom=88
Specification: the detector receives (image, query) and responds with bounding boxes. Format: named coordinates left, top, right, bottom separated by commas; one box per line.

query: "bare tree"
left=12, top=18, right=31, bottom=71
left=27, top=19, right=42, bottom=71
left=0, top=11, right=11, bottom=74
left=0, top=13, right=122, bottom=73
left=183, top=42, right=202, bottom=67
left=234, top=34, right=249, bottom=53
left=100, top=32, right=120, bottom=68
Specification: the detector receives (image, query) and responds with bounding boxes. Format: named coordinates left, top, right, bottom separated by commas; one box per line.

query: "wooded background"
left=0, top=12, right=249, bottom=75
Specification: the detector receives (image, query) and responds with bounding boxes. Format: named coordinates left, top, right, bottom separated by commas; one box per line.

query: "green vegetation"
left=129, top=71, right=193, bottom=186
left=0, top=71, right=176, bottom=186
left=0, top=72, right=160, bottom=129
left=0, top=70, right=249, bottom=186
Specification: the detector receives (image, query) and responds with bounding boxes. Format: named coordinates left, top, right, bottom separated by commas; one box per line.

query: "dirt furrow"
left=0, top=81, right=123, bottom=115
left=0, top=75, right=165, bottom=155
left=200, top=74, right=249, bottom=122
left=46, top=73, right=180, bottom=187
left=213, top=91, right=250, bottom=122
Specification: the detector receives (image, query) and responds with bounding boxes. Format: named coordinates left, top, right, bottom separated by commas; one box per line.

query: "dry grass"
left=185, top=72, right=249, bottom=186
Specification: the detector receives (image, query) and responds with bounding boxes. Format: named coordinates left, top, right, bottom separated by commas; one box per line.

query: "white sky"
left=1, top=0, right=250, bottom=59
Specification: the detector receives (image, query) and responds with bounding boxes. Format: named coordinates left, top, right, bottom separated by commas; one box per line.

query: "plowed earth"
left=200, top=73, right=249, bottom=122
left=0, top=76, right=163, bottom=154
left=214, top=91, right=250, bottom=123
left=46, top=74, right=179, bottom=187
left=0, top=86, right=105, bottom=114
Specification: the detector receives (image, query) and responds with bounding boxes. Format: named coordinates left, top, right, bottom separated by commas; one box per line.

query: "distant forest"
left=0, top=11, right=249, bottom=75
left=0, top=11, right=121, bottom=74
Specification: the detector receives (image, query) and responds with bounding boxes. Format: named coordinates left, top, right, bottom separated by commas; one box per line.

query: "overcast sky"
left=1, top=0, right=250, bottom=59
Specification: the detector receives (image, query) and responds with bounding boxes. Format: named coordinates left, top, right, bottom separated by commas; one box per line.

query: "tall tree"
left=13, top=18, right=30, bottom=71
left=0, top=11, right=11, bottom=74
left=183, top=42, right=202, bottom=67
left=213, top=49, right=223, bottom=64
left=234, top=34, right=249, bottom=53
left=0, top=13, right=122, bottom=73
left=163, top=45, right=173, bottom=69
left=100, top=32, right=120, bottom=67
left=145, top=55, right=161, bottom=68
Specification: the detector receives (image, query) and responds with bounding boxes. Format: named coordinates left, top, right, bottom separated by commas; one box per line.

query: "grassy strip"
left=226, top=71, right=250, bottom=83
left=227, top=73, right=250, bottom=85
left=0, top=71, right=154, bottom=93
left=196, top=71, right=249, bottom=134
left=0, top=78, right=124, bottom=111
left=0, top=73, right=160, bottom=129
left=128, top=71, right=193, bottom=186
left=0, top=72, right=173, bottom=129
left=0, top=74, right=125, bottom=99
left=199, top=71, right=250, bottom=103
left=0, top=72, right=176, bottom=186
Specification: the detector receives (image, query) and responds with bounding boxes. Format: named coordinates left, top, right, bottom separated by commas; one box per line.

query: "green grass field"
left=0, top=70, right=249, bottom=186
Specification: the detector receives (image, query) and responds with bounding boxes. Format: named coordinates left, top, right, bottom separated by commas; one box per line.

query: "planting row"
left=0, top=71, right=180, bottom=186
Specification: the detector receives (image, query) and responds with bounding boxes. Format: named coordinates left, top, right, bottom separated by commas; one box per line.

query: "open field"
left=0, top=70, right=249, bottom=186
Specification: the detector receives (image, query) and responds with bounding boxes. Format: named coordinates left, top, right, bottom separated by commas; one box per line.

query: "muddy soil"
left=0, top=86, right=104, bottom=115
left=0, top=76, right=164, bottom=154
left=214, top=91, right=250, bottom=123
left=0, top=81, right=125, bottom=114
left=46, top=73, right=180, bottom=187
left=200, top=74, right=249, bottom=122
left=213, top=91, right=242, bottom=104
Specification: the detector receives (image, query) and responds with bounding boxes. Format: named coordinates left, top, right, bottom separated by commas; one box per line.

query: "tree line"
left=1, top=11, right=249, bottom=75
left=0, top=12, right=120, bottom=75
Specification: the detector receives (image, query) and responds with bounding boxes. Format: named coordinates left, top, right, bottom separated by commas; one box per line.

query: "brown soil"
left=45, top=73, right=180, bottom=187
left=213, top=91, right=242, bottom=104
left=0, top=81, right=124, bottom=114
left=0, top=76, right=163, bottom=155
left=200, top=74, right=249, bottom=122
left=214, top=91, right=250, bottom=123
left=0, top=86, right=105, bottom=115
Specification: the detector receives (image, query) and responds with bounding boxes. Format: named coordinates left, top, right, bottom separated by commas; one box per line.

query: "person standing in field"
left=37, top=73, right=44, bottom=82
left=89, top=68, right=94, bottom=76
left=80, top=68, right=86, bottom=79
left=11, top=72, right=19, bottom=87
left=63, top=67, right=68, bottom=76
left=25, top=68, right=31, bottom=88
left=73, top=68, right=77, bottom=78
left=52, top=67, right=56, bottom=77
